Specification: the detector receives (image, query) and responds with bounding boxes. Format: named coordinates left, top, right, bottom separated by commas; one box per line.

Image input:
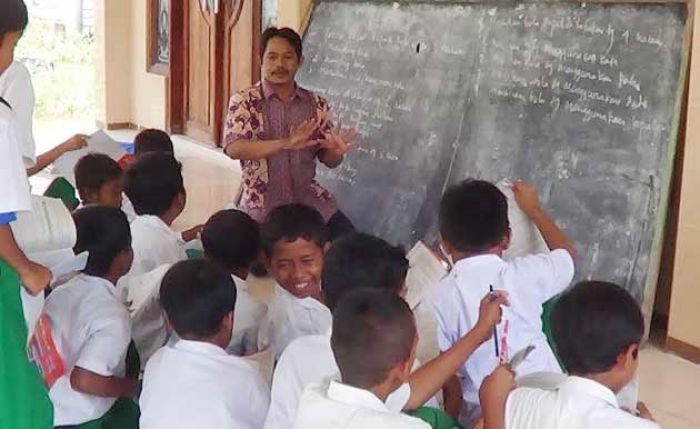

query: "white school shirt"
left=428, top=250, right=575, bottom=406
left=126, top=214, right=188, bottom=278
left=227, top=274, right=268, bottom=355
left=258, top=284, right=332, bottom=360
left=264, top=329, right=415, bottom=429
left=139, top=339, right=270, bottom=429
left=0, top=101, right=31, bottom=214
left=43, top=274, right=131, bottom=426
left=506, top=376, right=660, bottom=429
left=295, top=378, right=430, bottom=429
left=0, top=61, right=36, bottom=166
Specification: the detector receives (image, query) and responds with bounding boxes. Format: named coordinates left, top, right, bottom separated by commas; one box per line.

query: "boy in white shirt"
left=258, top=204, right=333, bottom=359
left=123, top=153, right=198, bottom=363
left=481, top=281, right=659, bottom=429
left=42, top=206, right=139, bottom=427
left=140, top=259, right=270, bottom=429
left=429, top=179, right=578, bottom=427
left=202, top=209, right=267, bottom=355
left=296, top=289, right=430, bottom=429
left=266, top=233, right=507, bottom=429
left=74, top=153, right=124, bottom=210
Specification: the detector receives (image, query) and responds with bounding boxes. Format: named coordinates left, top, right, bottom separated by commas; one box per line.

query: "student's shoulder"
left=600, top=408, right=662, bottom=429
left=354, top=410, right=431, bottom=429
left=505, top=249, right=575, bottom=278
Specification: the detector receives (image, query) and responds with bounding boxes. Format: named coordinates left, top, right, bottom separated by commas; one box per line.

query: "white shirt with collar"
left=428, top=250, right=575, bottom=407
left=126, top=214, right=188, bottom=278
left=227, top=274, right=268, bottom=356
left=258, top=284, right=332, bottom=360
left=295, top=378, right=430, bottom=429
left=140, top=339, right=270, bottom=429
left=264, top=328, right=416, bottom=429
left=43, top=274, right=132, bottom=426
left=0, top=60, right=36, bottom=166
left=506, top=376, right=660, bottom=429
left=0, top=100, right=31, bottom=214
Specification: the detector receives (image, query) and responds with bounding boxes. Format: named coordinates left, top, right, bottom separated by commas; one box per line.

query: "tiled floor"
left=32, top=130, right=700, bottom=428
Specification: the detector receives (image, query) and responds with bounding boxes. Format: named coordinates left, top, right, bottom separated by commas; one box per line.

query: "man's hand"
left=474, top=290, right=509, bottom=343
left=60, top=134, right=89, bottom=152
left=284, top=118, right=320, bottom=150
left=321, top=123, right=358, bottom=156
left=637, top=402, right=655, bottom=422
left=512, top=181, right=543, bottom=219
left=19, top=261, right=52, bottom=296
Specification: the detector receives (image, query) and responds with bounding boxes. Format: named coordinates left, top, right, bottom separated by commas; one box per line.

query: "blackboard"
left=296, top=0, right=688, bottom=305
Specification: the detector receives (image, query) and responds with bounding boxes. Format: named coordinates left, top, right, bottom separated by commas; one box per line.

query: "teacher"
left=224, top=27, right=357, bottom=240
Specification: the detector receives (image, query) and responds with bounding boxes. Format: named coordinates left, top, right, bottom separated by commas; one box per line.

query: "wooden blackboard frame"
left=302, top=0, right=694, bottom=328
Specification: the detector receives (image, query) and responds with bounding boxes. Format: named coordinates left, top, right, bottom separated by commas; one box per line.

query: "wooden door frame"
left=167, top=0, right=262, bottom=146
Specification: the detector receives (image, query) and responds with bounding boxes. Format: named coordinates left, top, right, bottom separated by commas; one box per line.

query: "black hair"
left=74, top=153, right=123, bottom=202
left=439, top=179, right=510, bottom=254
left=551, top=281, right=644, bottom=376
left=73, top=206, right=131, bottom=277
left=331, top=289, right=416, bottom=389
left=123, top=152, right=184, bottom=216
left=134, top=128, right=175, bottom=157
left=0, top=0, right=28, bottom=41
left=261, top=204, right=328, bottom=256
left=202, top=209, right=261, bottom=271
left=322, top=233, right=409, bottom=312
left=160, top=259, right=237, bottom=338
left=261, top=27, right=302, bottom=59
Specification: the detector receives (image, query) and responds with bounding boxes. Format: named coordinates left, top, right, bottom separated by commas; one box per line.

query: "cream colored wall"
left=95, top=0, right=166, bottom=129
left=277, top=0, right=313, bottom=31
left=668, top=4, right=700, bottom=354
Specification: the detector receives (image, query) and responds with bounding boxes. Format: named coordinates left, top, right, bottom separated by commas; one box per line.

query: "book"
left=11, top=195, right=76, bottom=255
left=405, top=241, right=448, bottom=309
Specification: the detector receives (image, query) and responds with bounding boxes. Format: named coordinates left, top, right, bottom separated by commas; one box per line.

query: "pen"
left=489, top=285, right=500, bottom=358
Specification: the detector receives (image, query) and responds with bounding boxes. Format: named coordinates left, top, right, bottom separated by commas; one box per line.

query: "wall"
left=668, top=1, right=700, bottom=362
left=277, top=0, right=313, bottom=31
left=95, top=0, right=166, bottom=129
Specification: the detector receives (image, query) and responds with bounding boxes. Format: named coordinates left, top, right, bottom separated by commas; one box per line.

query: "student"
left=295, top=289, right=429, bottom=429
left=201, top=209, right=267, bottom=355
left=487, top=281, right=658, bottom=429
left=122, top=152, right=191, bottom=363
left=134, top=128, right=174, bottom=158
left=265, top=233, right=507, bottom=429
left=43, top=206, right=139, bottom=427
left=74, top=153, right=123, bottom=209
left=0, top=2, right=53, bottom=427
left=140, top=260, right=270, bottom=429
left=429, top=179, right=578, bottom=427
left=257, top=203, right=333, bottom=359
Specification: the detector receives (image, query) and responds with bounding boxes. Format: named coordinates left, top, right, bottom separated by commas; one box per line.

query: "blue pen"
left=489, top=285, right=500, bottom=358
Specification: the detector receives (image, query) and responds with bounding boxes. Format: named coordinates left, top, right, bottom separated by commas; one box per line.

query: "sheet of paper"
left=498, top=179, right=550, bottom=260
left=12, top=195, right=76, bottom=254
left=405, top=241, right=448, bottom=309
left=52, top=130, right=127, bottom=185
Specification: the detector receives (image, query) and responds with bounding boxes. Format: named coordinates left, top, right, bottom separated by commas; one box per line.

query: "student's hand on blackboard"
left=60, top=134, right=89, bottom=152
left=512, top=180, right=543, bottom=218
left=285, top=118, right=321, bottom=150
left=474, top=290, right=509, bottom=343
left=19, top=261, right=52, bottom=296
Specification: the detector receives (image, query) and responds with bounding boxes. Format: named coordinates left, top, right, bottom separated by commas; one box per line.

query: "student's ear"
left=114, top=248, right=134, bottom=277
left=223, top=310, right=234, bottom=333
left=84, top=189, right=100, bottom=205
left=499, top=227, right=512, bottom=252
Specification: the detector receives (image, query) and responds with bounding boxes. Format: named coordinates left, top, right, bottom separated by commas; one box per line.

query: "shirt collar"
left=452, top=253, right=505, bottom=274
left=261, top=79, right=306, bottom=102
left=231, top=274, right=249, bottom=291
left=136, top=214, right=182, bottom=241
left=76, top=273, right=123, bottom=302
left=558, top=376, right=619, bottom=408
left=173, top=339, right=228, bottom=357
left=275, top=283, right=326, bottom=310
left=327, top=380, right=390, bottom=413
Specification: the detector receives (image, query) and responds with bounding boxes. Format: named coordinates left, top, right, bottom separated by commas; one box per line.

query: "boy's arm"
left=405, top=292, right=509, bottom=409
left=70, top=366, right=139, bottom=398
left=443, top=375, right=463, bottom=421
left=26, top=135, right=87, bottom=177
left=512, top=181, right=578, bottom=260
left=0, top=224, right=51, bottom=295
left=479, top=366, right=516, bottom=429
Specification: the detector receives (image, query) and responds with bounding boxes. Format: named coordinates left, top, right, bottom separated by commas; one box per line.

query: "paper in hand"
left=497, top=179, right=549, bottom=260
left=52, top=130, right=127, bottom=185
